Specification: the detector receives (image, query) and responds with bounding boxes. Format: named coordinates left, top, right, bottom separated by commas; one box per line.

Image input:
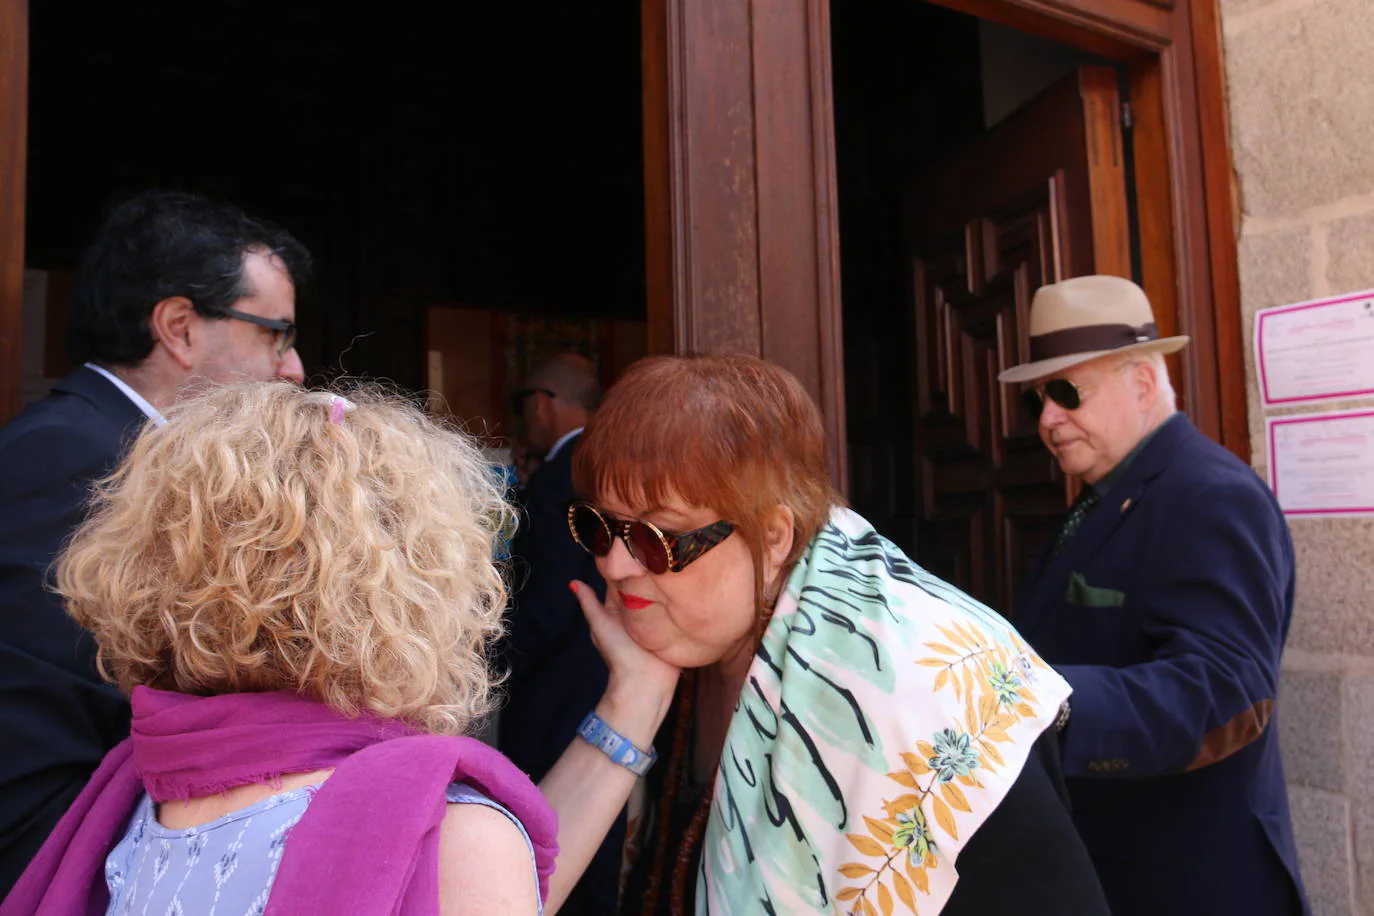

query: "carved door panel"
left=903, top=66, right=1130, bottom=614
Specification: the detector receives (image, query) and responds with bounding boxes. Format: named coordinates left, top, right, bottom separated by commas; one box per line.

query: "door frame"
left=0, top=0, right=1243, bottom=473
left=0, top=0, right=27, bottom=423
left=641, top=0, right=1245, bottom=498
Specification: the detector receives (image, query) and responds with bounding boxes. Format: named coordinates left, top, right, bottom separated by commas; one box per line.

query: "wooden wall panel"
left=1129, top=57, right=1188, bottom=409
left=642, top=0, right=847, bottom=492
left=1188, top=0, right=1247, bottom=460
left=752, top=0, right=846, bottom=490
left=1080, top=67, right=1133, bottom=278
left=642, top=0, right=760, bottom=360
left=0, top=0, right=27, bottom=424
left=1153, top=13, right=1223, bottom=448
left=641, top=0, right=679, bottom=358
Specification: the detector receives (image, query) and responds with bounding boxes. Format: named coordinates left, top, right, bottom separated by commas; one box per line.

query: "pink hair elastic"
left=328, top=395, right=350, bottom=425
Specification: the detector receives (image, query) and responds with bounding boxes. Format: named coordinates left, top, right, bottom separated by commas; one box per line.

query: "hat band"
left=1029, top=322, right=1160, bottom=362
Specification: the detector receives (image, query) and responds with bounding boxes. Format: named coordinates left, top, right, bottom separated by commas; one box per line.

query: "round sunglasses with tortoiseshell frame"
left=567, top=501, right=735, bottom=575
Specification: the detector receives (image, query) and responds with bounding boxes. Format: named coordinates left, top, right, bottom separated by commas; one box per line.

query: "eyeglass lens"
left=1022, top=378, right=1082, bottom=419
left=571, top=504, right=611, bottom=555
left=570, top=504, right=671, bottom=574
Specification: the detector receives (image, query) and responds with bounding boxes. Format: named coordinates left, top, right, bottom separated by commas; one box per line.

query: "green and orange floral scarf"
left=699, top=508, right=1070, bottom=915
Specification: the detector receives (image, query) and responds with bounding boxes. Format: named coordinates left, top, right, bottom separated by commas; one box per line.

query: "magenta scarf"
left=1, top=687, right=558, bottom=916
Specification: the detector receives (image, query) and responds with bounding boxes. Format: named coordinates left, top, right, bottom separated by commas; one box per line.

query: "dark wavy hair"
left=68, top=190, right=313, bottom=367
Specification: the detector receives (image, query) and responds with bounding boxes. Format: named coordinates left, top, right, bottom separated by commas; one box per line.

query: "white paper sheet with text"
left=1267, top=409, right=1374, bottom=517
left=1255, top=290, right=1374, bottom=408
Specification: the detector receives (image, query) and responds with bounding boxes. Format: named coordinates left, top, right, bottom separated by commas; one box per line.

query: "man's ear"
left=148, top=297, right=198, bottom=371
left=536, top=391, right=556, bottom=423
left=1131, top=359, right=1158, bottom=408
left=761, top=504, right=796, bottom=591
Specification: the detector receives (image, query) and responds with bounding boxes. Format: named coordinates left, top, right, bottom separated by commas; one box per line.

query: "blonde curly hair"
left=55, top=381, right=514, bottom=736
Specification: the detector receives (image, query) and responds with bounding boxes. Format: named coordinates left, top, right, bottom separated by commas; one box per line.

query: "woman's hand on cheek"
left=570, top=580, right=679, bottom=720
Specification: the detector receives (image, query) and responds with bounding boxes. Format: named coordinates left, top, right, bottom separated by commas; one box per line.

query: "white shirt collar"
left=545, top=426, right=584, bottom=462
left=84, top=363, right=168, bottom=427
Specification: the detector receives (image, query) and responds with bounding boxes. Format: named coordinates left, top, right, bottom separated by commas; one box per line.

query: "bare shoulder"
left=438, top=801, right=540, bottom=916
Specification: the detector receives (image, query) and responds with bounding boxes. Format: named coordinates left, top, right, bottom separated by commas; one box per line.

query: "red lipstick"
left=620, top=593, right=653, bottom=611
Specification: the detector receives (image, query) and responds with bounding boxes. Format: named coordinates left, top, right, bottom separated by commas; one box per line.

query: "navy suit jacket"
left=0, top=366, right=148, bottom=896
left=1015, top=414, right=1309, bottom=916
left=498, top=433, right=609, bottom=781
left=496, top=434, right=622, bottom=914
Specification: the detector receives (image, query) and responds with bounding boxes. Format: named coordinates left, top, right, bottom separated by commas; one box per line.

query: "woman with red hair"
left=545, top=353, right=1109, bottom=915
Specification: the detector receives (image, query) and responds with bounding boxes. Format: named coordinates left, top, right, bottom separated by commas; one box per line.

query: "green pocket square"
left=1066, top=572, right=1126, bottom=607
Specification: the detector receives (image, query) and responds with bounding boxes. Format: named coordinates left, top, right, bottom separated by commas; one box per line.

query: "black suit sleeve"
left=942, top=731, right=1110, bottom=915
left=0, top=420, right=132, bottom=895
left=0, top=420, right=125, bottom=682
left=499, top=452, right=605, bottom=679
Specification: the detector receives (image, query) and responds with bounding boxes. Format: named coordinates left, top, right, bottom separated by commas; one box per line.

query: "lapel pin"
left=1120, top=498, right=1132, bottom=513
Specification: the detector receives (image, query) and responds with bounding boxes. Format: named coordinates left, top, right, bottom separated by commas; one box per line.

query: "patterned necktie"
left=1051, top=486, right=1100, bottom=556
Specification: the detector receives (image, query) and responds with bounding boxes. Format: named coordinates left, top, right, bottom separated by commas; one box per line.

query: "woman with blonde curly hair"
left=4, top=382, right=563, bottom=916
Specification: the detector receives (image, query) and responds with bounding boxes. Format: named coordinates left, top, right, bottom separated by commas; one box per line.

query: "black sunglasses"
left=1021, top=378, right=1085, bottom=419
left=567, top=501, right=735, bottom=574
left=510, top=387, right=556, bottom=418
left=1022, top=360, right=1138, bottom=419
left=218, top=306, right=298, bottom=358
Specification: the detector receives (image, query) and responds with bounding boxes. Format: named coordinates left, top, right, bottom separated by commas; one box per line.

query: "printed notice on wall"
left=1255, top=290, right=1374, bottom=408
left=1267, top=409, right=1374, bottom=517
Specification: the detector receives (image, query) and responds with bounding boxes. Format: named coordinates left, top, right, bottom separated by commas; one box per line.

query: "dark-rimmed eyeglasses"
left=510, top=387, right=556, bottom=419
left=218, top=306, right=298, bottom=358
left=567, top=501, right=735, bottom=574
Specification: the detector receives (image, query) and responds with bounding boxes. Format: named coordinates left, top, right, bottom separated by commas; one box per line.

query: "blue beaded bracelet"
left=576, top=711, right=658, bottom=776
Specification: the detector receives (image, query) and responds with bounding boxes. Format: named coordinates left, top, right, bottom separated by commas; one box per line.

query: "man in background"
left=498, top=352, right=623, bottom=914
left=0, top=190, right=310, bottom=895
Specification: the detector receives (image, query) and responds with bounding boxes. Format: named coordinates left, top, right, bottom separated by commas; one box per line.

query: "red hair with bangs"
left=573, top=353, right=839, bottom=597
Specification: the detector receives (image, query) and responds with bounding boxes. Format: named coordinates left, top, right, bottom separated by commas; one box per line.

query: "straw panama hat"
left=997, top=275, right=1190, bottom=384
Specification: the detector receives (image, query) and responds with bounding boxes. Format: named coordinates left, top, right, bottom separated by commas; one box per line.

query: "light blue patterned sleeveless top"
left=103, top=782, right=541, bottom=915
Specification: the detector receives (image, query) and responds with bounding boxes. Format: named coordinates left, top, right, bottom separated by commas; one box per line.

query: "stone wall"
left=1221, top=0, right=1374, bottom=912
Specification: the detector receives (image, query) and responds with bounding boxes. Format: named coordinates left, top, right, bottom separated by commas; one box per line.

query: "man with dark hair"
left=498, top=352, right=623, bottom=915
left=0, top=189, right=312, bottom=895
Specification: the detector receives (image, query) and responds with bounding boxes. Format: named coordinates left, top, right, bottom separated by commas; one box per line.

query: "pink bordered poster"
left=1267, top=409, right=1374, bottom=517
left=1254, top=289, right=1374, bottom=408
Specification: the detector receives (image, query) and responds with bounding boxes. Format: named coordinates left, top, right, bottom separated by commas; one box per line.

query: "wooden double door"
left=902, top=67, right=1135, bottom=614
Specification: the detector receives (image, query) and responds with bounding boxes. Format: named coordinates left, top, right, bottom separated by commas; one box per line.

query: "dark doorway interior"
left=24, top=2, right=645, bottom=395
left=831, top=0, right=1105, bottom=603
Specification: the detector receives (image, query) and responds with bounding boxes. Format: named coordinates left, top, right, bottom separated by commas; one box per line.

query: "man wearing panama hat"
left=1002, top=275, right=1309, bottom=915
